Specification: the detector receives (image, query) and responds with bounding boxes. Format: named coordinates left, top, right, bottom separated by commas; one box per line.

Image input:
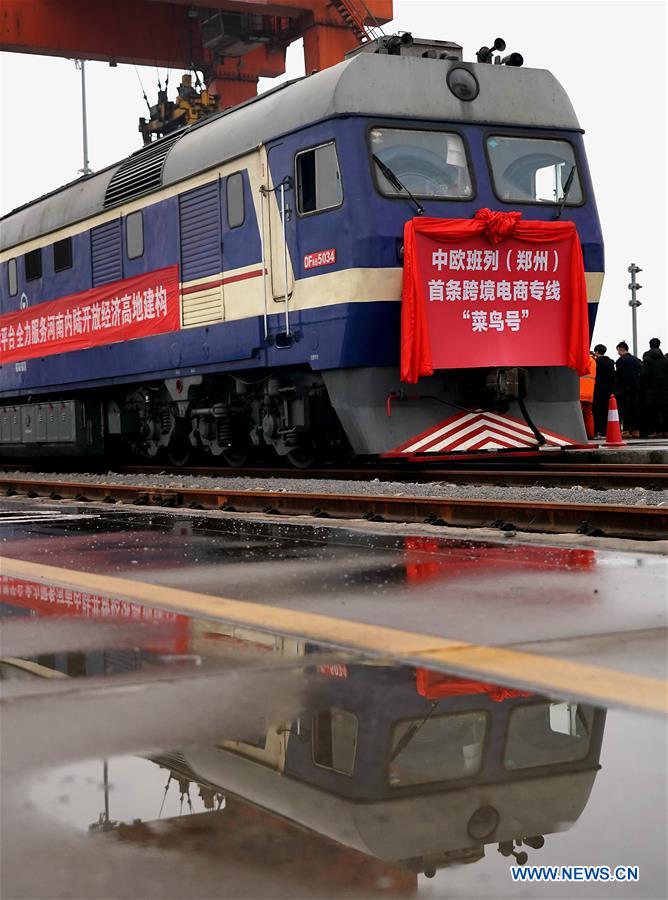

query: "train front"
left=319, top=36, right=604, bottom=458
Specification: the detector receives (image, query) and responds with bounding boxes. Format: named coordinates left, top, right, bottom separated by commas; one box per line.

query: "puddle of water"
left=1, top=507, right=666, bottom=897
left=0, top=499, right=616, bottom=583
left=2, top=507, right=666, bottom=681
left=2, top=618, right=666, bottom=899
left=0, top=507, right=659, bottom=649
left=17, top=707, right=665, bottom=900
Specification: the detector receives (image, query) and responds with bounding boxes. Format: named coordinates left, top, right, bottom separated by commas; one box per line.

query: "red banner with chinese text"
left=400, top=210, right=590, bottom=383
left=0, top=575, right=190, bottom=654
left=0, top=265, right=180, bottom=364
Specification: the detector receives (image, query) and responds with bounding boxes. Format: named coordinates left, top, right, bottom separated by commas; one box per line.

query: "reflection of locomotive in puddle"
left=152, top=632, right=606, bottom=879
left=0, top=603, right=605, bottom=880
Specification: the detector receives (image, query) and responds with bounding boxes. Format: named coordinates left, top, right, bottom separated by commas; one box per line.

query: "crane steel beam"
left=2, top=1, right=191, bottom=68
left=0, top=0, right=392, bottom=69
left=0, top=0, right=392, bottom=109
left=0, top=1, right=286, bottom=71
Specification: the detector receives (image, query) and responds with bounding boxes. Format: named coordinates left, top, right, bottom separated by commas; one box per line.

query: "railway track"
left=1, top=475, right=666, bottom=541
left=2, top=462, right=667, bottom=490
left=116, top=462, right=668, bottom=491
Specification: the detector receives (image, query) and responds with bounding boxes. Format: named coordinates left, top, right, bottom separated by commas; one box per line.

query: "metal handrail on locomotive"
left=0, top=34, right=604, bottom=466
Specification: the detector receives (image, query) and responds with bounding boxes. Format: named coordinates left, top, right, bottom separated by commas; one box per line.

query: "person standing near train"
left=615, top=341, right=642, bottom=437
left=579, top=352, right=597, bottom=439
left=592, top=344, right=615, bottom=438
left=640, top=338, right=668, bottom=436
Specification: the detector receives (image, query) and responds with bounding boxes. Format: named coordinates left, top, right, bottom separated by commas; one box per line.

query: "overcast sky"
left=1, top=0, right=665, bottom=351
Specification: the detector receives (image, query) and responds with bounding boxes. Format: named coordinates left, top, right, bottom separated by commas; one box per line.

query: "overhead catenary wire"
left=136, top=66, right=152, bottom=114
left=158, top=773, right=172, bottom=818
left=126, top=59, right=151, bottom=113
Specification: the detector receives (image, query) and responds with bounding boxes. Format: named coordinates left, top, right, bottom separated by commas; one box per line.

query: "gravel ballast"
left=3, top=470, right=666, bottom=508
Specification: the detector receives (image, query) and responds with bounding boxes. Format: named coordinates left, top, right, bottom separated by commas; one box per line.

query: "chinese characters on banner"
left=0, top=575, right=190, bottom=655
left=0, top=575, right=178, bottom=621
left=400, top=210, right=590, bottom=383
left=0, top=265, right=180, bottom=365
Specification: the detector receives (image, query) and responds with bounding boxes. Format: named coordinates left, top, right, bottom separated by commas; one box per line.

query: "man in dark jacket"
left=592, top=344, right=615, bottom=437
left=615, top=341, right=642, bottom=436
left=640, top=338, right=668, bottom=435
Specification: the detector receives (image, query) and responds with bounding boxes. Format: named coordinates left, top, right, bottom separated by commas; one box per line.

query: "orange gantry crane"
left=0, top=0, right=393, bottom=108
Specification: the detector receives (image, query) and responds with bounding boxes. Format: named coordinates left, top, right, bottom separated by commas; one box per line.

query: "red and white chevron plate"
left=389, top=410, right=574, bottom=455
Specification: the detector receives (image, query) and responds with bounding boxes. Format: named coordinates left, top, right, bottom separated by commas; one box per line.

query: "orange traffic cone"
left=604, top=395, right=626, bottom=446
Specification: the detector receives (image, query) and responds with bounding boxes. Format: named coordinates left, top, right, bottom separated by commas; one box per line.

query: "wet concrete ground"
left=1, top=499, right=667, bottom=898
left=1, top=499, right=666, bottom=684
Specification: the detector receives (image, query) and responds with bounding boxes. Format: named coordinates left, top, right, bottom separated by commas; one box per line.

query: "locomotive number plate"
left=317, top=663, right=349, bottom=679
left=303, top=248, right=336, bottom=270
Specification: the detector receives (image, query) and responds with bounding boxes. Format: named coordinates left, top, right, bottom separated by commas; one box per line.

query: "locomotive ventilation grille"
left=103, top=132, right=183, bottom=209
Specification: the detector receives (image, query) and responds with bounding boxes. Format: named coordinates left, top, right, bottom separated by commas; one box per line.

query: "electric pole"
left=627, top=263, right=642, bottom=357
left=75, top=59, right=93, bottom=176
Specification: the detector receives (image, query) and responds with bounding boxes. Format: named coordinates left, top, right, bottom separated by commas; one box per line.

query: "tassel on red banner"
left=473, top=207, right=522, bottom=243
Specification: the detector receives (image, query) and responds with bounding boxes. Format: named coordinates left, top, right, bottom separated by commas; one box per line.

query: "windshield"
left=387, top=711, right=487, bottom=786
left=504, top=702, right=595, bottom=770
left=487, top=135, right=583, bottom=205
left=369, top=127, right=473, bottom=200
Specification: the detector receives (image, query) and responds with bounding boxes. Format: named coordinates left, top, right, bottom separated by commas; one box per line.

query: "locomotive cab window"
left=7, top=258, right=18, bottom=296
left=125, top=211, right=144, bottom=260
left=388, top=710, right=487, bottom=787
left=369, top=128, right=473, bottom=199
left=487, top=136, right=583, bottom=205
left=53, top=237, right=72, bottom=272
left=226, top=172, right=245, bottom=228
left=296, top=142, right=343, bottom=215
left=24, top=248, right=42, bottom=281
left=504, top=701, right=595, bottom=770
left=312, top=708, right=358, bottom=775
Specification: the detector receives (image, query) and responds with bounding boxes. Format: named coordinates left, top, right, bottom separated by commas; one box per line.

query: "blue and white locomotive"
left=0, top=36, right=604, bottom=465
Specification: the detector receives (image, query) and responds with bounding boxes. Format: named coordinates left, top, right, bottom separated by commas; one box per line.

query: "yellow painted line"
left=1, top=556, right=666, bottom=715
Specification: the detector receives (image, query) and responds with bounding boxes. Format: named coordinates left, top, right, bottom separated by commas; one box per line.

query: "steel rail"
left=2, top=462, right=667, bottom=489
left=1, top=476, right=666, bottom=540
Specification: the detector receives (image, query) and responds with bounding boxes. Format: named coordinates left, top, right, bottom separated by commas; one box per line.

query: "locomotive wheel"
left=167, top=436, right=194, bottom=467
left=287, top=446, right=315, bottom=469
left=221, top=448, right=248, bottom=468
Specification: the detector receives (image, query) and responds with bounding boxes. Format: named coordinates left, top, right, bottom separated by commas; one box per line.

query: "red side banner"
left=0, top=574, right=191, bottom=654
left=0, top=265, right=180, bottom=364
left=400, top=209, right=590, bottom=383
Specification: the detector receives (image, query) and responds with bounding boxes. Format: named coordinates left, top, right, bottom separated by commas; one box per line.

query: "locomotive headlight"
left=447, top=67, right=479, bottom=101
left=467, top=805, right=500, bottom=840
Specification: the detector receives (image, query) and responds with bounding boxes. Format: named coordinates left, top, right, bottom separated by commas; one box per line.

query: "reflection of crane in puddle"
left=89, top=760, right=117, bottom=833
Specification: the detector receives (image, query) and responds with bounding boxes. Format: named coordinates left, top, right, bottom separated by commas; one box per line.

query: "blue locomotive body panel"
left=0, top=117, right=603, bottom=400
